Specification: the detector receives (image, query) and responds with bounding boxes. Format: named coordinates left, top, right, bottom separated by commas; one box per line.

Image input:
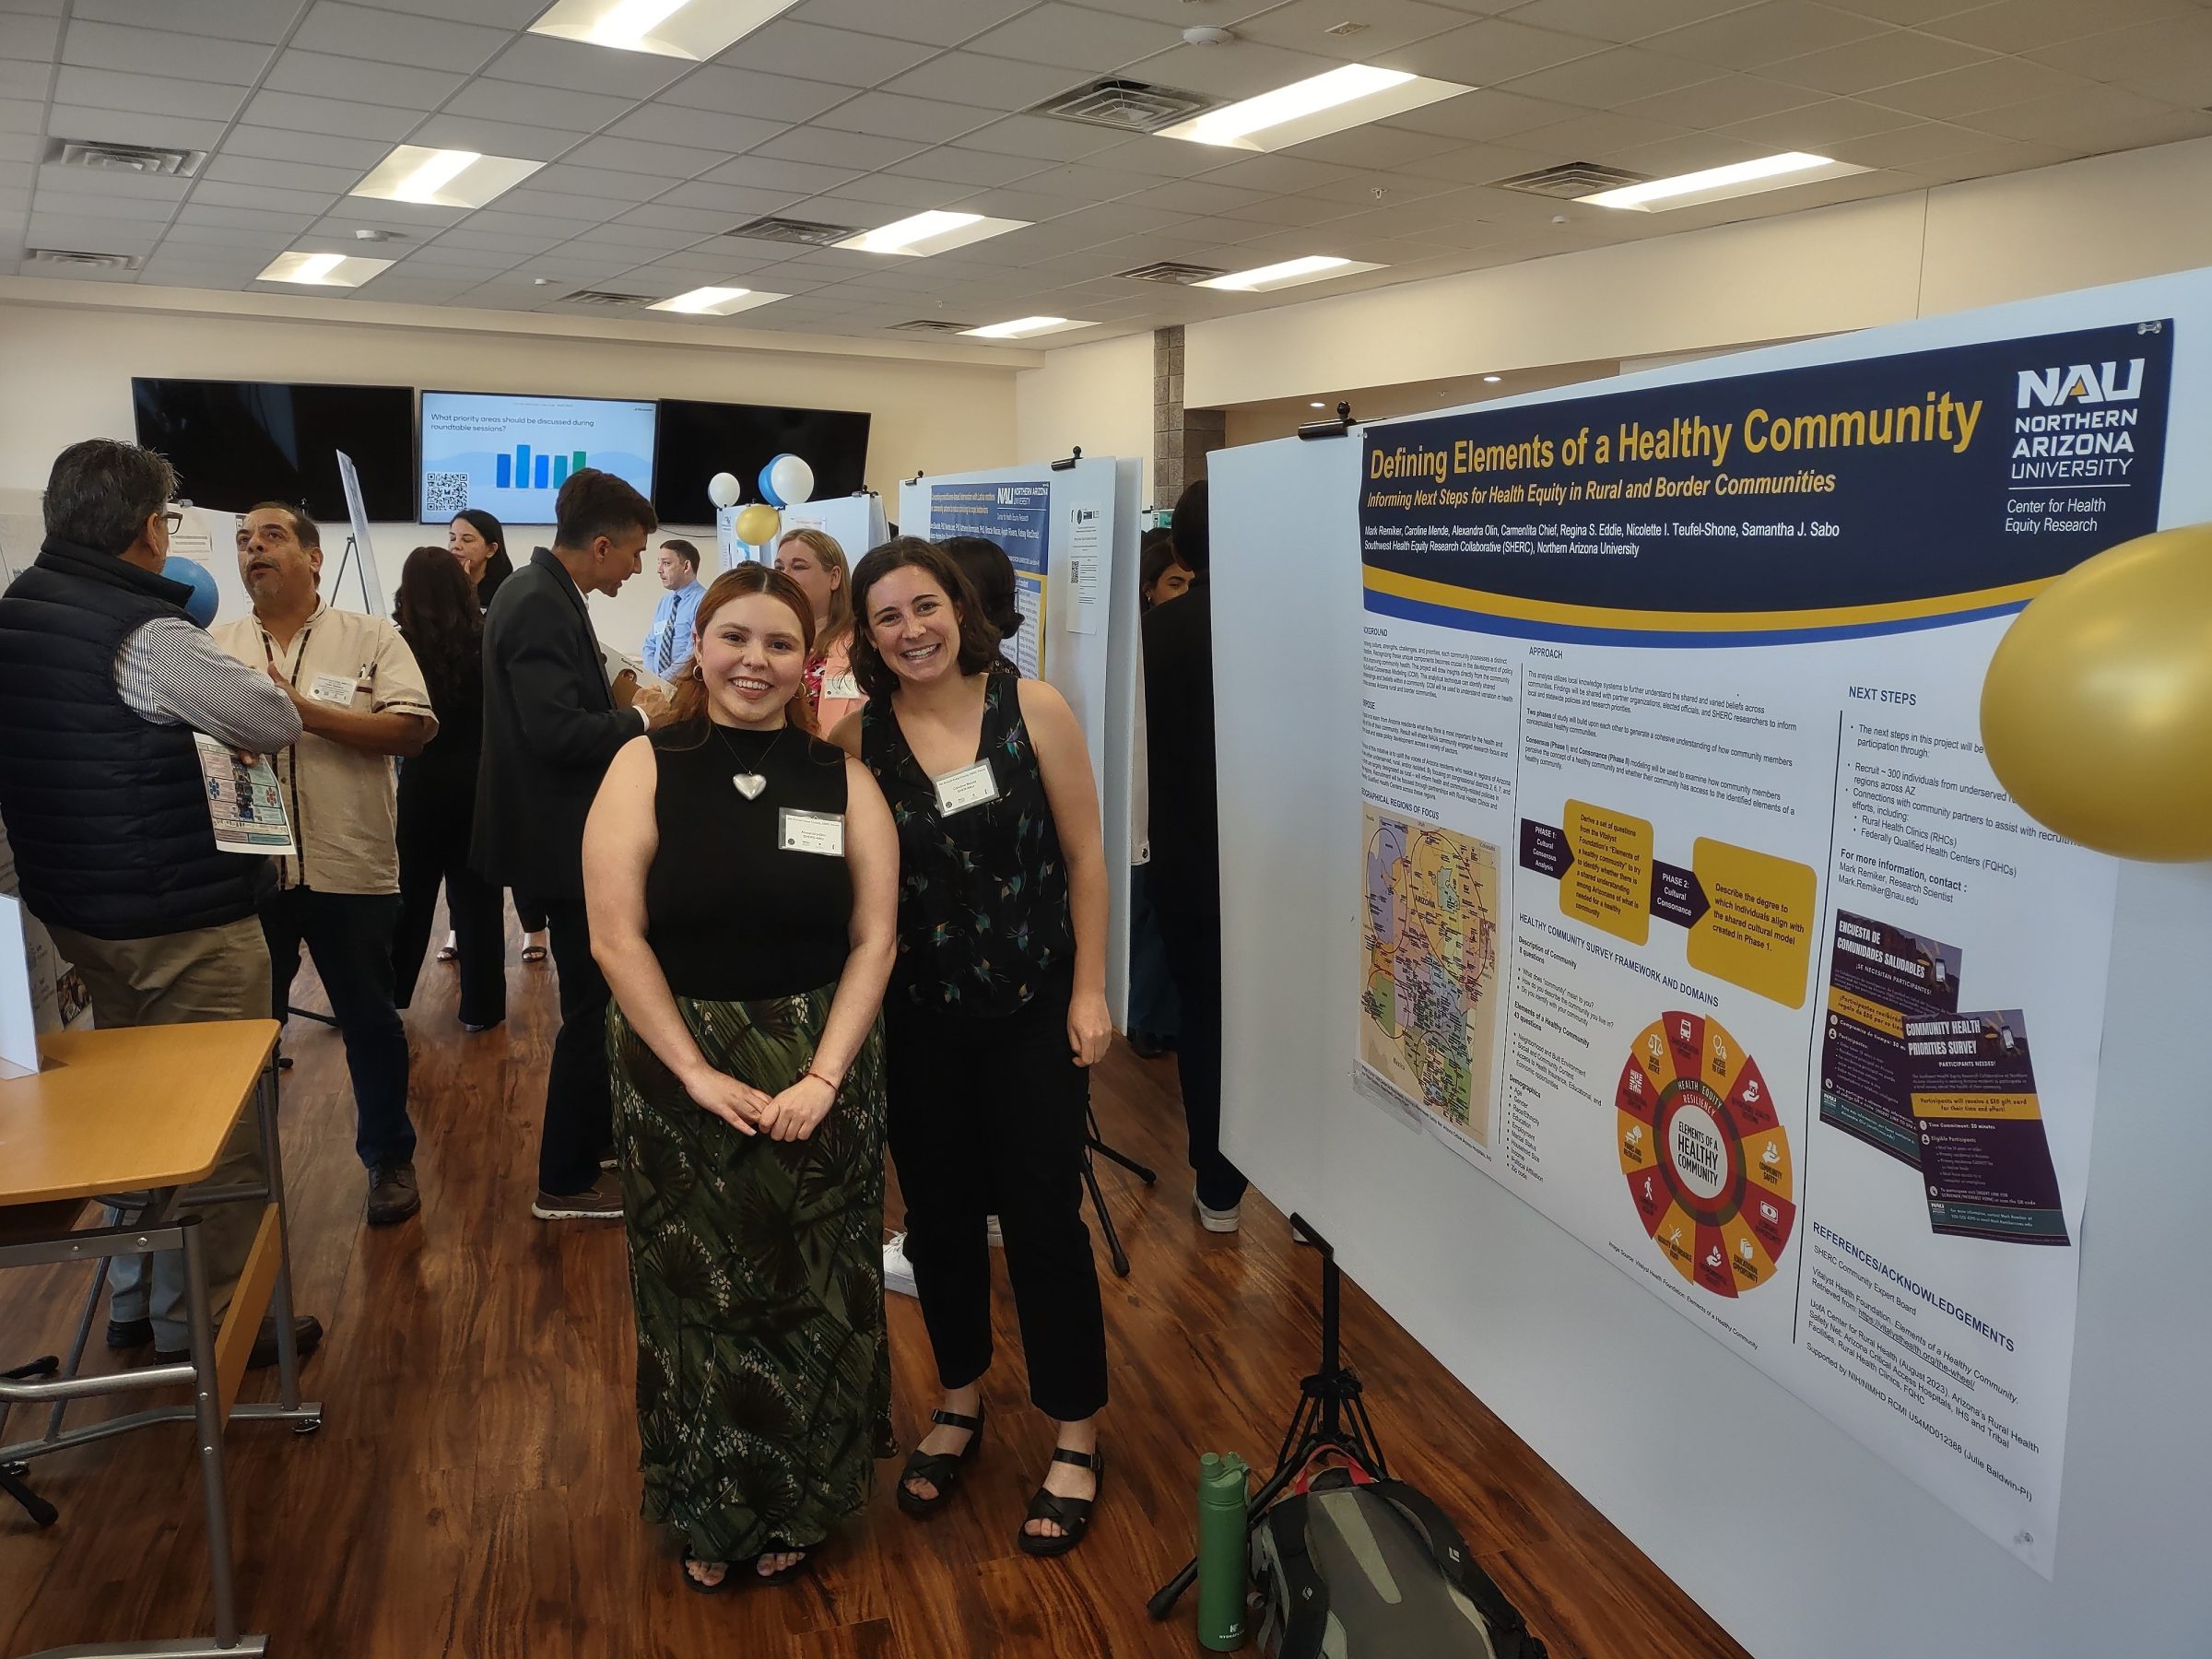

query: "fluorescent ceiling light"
left=832, top=210, right=1030, bottom=257
left=960, top=316, right=1094, bottom=340
left=350, top=145, right=543, bottom=209
left=257, top=250, right=394, bottom=288
left=648, top=285, right=785, bottom=316
left=1159, top=65, right=1470, bottom=153
left=1195, top=255, right=1383, bottom=293
left=527, top=0, right=800, bottom=60
left=1579, top=151, right=1868, bottom=211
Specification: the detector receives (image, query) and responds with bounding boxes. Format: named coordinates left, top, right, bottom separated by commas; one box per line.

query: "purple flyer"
left=1905, top=1009, right=2070, bottom=1246
left=1819, top=911, right=1963, bottom=1167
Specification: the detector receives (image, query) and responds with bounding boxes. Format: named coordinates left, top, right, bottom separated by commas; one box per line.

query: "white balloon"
left=767, top=453, right=815, bottom=508
left=706, top=470, right=742, bottom=508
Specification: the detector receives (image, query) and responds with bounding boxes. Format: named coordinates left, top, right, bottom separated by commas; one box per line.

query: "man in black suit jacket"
left=1142, top=478, right=1248, bottom=1233
left=474, top=468, right=662, bottom=1219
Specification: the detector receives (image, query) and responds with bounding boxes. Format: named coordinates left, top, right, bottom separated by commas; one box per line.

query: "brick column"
left=1153, top=325, right=1225, bottom=511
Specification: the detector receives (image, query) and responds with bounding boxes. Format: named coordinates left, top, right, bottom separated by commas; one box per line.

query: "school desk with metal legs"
left=0, top=1020, right=324, bottom=1658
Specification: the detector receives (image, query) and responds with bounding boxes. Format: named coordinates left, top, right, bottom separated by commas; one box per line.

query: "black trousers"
left=1155, top=904, right=1248, bottom=1213
left=513, top=890, right=547, bottom=934
left=393, top=776, right=506, bottom=1028
left=885, top=972, right=1108, bottom=1423
left=540, top=892, right=612, bottom=1195
left=262, top=888, right=415, bottom=1171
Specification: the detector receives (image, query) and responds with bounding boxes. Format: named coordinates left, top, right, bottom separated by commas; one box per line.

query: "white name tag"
left=822, top=672, right=861, bottom=701
left=933, top=759, right=1000, bottom=817
left=309, top=672, right=359, bottom=707
left=779, top=807, right=846, bottom=856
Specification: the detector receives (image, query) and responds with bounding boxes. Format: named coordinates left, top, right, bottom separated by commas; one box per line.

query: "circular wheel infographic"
left=1617, top=1011, right=1795, bottom=1299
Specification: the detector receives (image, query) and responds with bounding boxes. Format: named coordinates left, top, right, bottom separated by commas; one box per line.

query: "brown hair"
left=553, top=466, right=657, bottom=551
left=394, top=545, right=481, bottom=708
left=847, top=535, right=1002, bottom=703
left=665, top=564, right=818, bottom=735
left=774, top=526, right=853, bottom=653
left=659, top=536, right=701, bottom=572
left=248, top=500, right=321, bottom=550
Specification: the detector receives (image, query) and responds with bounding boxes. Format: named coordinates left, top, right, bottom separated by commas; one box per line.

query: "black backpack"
left=1250, top=1468, right=1548, bottom=1659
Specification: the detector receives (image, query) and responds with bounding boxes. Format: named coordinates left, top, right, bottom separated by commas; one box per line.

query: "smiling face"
left=866, top=563, right=963, bottom=688
left=774, top=535, right=841, bottom=629
left=448, top=516, right=493, bottom=582
left=240, top=506, right=321, bottom=609
left=695, top=589, right=808, bottom=728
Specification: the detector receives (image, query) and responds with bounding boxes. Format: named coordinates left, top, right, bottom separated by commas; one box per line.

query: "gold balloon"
left=734, top=501, right=782, bottom=546
left=1981, top=524, right=2212, bottom=862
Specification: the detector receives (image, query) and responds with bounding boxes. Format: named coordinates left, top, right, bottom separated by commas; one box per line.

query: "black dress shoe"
left=366, top=1162, right=421, bottom=1227
left=155, top=1313, right=324, bottom=1371
left=105, top=1316, right=152, bottom=1349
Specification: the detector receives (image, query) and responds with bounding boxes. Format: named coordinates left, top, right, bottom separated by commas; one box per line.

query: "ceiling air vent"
left=1116, top=260, right=1226, bottom=285
left=27, top=247, right=143, bottom=270
left=560, top=288, right=657, bottom=306
left=891, top=318, right=974, bottom=333
left=1030, top=77, right=1216, bottom=135
left=51, top=139, right=206, bottom=178
left=726, top=215, right=863, bottom=247
left=1491, top=161, right=1648, bottom=200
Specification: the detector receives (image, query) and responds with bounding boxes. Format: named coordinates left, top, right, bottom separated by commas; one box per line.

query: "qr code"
left=425, top=472, right=469, bottom=516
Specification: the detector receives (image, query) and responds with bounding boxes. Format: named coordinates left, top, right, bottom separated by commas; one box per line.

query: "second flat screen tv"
left=653, top=399, right=871, bottom=525
left=419, top=391, right=657, bottom=524
left=131, top=378, right=415, bottom=522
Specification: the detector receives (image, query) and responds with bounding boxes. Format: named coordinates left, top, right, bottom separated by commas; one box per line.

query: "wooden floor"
left=0, top=919, right=1747, bottom=1659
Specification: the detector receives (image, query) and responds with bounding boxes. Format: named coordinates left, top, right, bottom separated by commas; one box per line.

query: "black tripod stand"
left=1083, top=1107, right=1156, bottom=1277
left=1147, top=1213, right=1385, bottom=1619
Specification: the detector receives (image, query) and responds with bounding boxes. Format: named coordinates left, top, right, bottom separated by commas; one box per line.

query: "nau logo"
left=996, top=487, right=1027, bottom=505
left=2017, top=359, right=2145, bottom=408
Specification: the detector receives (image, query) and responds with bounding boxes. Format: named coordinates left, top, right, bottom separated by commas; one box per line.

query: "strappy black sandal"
left=1018, top=1446, right=1103, bottom=1559
left=750, top=1548, right=811, bottom=1587
left=895, top=1405, right=986, bottom=1518
left=680, top=1552, right=730, bottom=1594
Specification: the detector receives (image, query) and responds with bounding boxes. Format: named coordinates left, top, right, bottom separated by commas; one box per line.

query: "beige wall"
left=1010, top=330, right=1156, bottom=509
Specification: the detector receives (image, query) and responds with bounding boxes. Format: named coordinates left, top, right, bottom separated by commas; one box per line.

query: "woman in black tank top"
left=830, top=537, right=1113, bottom=1559
left=582, top=566, right=900, bottom=1594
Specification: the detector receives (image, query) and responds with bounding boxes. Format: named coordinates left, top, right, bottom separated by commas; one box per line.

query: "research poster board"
left=925, top=477, right=1050, bottom=677
left=1353, top=321, right=2171, bottom=1577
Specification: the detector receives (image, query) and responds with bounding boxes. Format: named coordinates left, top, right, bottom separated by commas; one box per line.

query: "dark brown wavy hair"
left=394, top=545, right=481, bottom=709
left=665, top=563, right=818, bottom=735
left=847, top=536, right=1002, bottom=703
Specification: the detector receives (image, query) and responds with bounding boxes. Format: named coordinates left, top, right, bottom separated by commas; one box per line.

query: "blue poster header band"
left=1360, top=320, right=2172, bottom=627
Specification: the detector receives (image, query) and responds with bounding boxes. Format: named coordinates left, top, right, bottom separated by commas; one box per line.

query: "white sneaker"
left=883, top=1232, right=918, bottom=1299
left=1196, top=1199, right=1241, bottom=1234
left=986, top=1215, right=1005, bottom=1248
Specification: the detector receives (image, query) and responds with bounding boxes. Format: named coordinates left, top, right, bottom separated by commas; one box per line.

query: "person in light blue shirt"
left=641, top=538, right=706, bottom=679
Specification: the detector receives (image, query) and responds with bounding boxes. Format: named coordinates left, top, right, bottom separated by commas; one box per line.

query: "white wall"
left=1011, top=330, right=1155, bottom=510
left=0, top=291, right=1021, bottom=646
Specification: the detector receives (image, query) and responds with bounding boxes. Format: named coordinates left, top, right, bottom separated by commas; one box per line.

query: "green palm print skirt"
left=608, top=985, right=892, bottom=1562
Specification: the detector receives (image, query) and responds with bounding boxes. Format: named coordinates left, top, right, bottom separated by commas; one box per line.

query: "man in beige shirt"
left=214, top=502, right=437, bottom=1228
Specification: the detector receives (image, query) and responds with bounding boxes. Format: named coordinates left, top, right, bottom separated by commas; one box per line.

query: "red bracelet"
left=803, top=1068, right=841, bottom=1092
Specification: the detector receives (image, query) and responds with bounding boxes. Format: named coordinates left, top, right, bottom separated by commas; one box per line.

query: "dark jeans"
left=394, top=786, right=506, bottom=1028
left=885, top=971, right=1109, bottom=1423
left=261, top=887, right=415, bottom=1171
left=1155, top=903, right=1248, bottom=1213
left=540, top=892, right=612, bottom=1196
left=1126, top=862, right=1181, bottom=1040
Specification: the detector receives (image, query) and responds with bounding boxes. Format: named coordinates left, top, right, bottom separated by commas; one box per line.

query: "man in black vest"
left=474, top=468, right=663, bottom=1220
left=0, top=439, right=324, bottom=1365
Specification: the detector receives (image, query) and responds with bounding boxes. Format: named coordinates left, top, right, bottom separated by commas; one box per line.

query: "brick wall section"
left=1153, top=325, right=1226, bottom=511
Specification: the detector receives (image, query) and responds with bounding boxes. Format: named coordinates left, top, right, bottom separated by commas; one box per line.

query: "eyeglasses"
left=160, top=510, right=183, bottom=534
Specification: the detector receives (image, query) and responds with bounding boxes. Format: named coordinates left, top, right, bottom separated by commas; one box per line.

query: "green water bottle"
left=1197, top=1451, right=1252, bottom=1652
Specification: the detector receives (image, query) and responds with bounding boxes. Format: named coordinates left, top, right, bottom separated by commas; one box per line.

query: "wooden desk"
left=0, top=1019, right=322, bottom=1659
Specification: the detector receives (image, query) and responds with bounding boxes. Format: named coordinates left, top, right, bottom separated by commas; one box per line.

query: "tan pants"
left=46, top=917, right=273, bottom=1352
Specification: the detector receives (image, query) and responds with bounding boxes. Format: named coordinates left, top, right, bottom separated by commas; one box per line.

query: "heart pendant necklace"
left=713, top=721, right=787, bottom=803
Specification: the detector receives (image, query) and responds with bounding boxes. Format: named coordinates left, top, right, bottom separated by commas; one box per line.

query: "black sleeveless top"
left=860, top=666, right=1074, bottom=1018
left=645, top=722, right=851, bottom=1001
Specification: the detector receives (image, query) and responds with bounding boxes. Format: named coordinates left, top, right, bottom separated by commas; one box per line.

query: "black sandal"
left=1018, top=1446, right=1103, bottom=1558
left=750, top=1548, right=811, bottom=1587
left=680, top=1552, right=730, bottom=1594
left=895, top=1405, right=985, bottom=1518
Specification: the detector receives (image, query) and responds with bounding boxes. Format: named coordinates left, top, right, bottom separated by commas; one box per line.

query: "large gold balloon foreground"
left=1981, top=524, right=2212, bottom=862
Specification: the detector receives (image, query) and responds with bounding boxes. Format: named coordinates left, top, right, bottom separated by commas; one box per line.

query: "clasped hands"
left=683, top=1065, right=834, bottom=1141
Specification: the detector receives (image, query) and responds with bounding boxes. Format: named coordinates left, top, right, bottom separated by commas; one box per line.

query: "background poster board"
left=1208, top=268, right=2212, bottom=1659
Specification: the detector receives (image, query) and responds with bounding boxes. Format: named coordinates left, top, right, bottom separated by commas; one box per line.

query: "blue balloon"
left=758, top=459, right=786, bottom=509
left=165, top=555, right=219, bottom=627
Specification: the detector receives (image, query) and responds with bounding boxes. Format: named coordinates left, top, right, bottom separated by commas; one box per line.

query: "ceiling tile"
left=1821, top=117, right=1999, bottom=167
left=882, top=146, right=1044, bottom=186
left=1233, top=0, right=1474, bottom=61
left=480, top=35, right=691, bottom=99
left=23, top=216, right=160, bottom=252
left=1964, top=80, right=2207, bottom=144
left=1504, top=0, right=1770, bottom=44
left=1616, top=69, right=1824, bottom=125
left=653, top=178, right=811, bottom=217
left=0, top=13, right=58, bottom=60
left=1861, top=54, right=2086, bottom=117
left=1392, top=137, right=1571, bottom=183
left=1194, top=153, right=1363, bottom=192
left=815, top=91, right=1001, bottom=144
left=265, top=49, right=467, bottom=111
left=879, top=51, right=1084, bottom=110
left=1003, top=161, right=1161, bottom=200
left=241, top=88, right=420, bottom=141
left=607, top=103, right=790, bottom=153
left=291, top=3, right=511, bottom=73
left=749, top=124, right=922, bottom=170
left=960, top=4, right=1182, bottom=71
left=404, top=112, right=589, bottom=161
left=560, top=134, right=729, bottom=180
left=0, top=96, right=41, bottom=135
left=439, top=76, right=636, bottom=133
left=351, top=0, right=548, bottom=23
left=33, top=163, right=191, bottom=200
left=1921, top=0, right=2199, bottom=55
left=172, top=202, right=320, bottom=232
left=724, top=22, right=941, bottom=87
left=2022, top=13, right=2212, bottom=90
left=1493, top=44, right=1724, bottom=106
left=1592, top=128, right=1776, bottom=172
left=1721, top=92, right=1921, bottom=146
left=1297, top=167, right=1465, bottom=204
left=62, top=19, right=272, bottom=84
left=47, top=107, right=233, bottom=150
left=949, top=112, right=1125, bottom=162
left=1281, top=125, right=1468, bottom=167
left=1374, top=18, right=1600, bottom=83
left=1644, top=2, right=1890, bottom=70
left=1494, top=108, right=1691, bottom=155
left=938, top=183, right=1088, bottom=220
left=1763, top=27, right=1992, bottom=93
left=0, top=60, right=42, bottom=98
left=53, top=67, right=248, bottom=124
left=70, top=0, right=300, bottom=45
left=700, top=153, right=865, bottom=194
left=466, top=206, right=621, bottom=235
left=1131, top=41, right=1352, bottom=100
left=1818, top=0, right=1970, bottom=19
left=658, top=65, right=855, bottom=124
left=1380, top=87, right=1587, bottom=139
left=512, top=164, right=681, bottom=201
left=189, top=178, right=342, bottom=216
left=1118, top=177, right=1274, bottom=215
left=1074, top=135, right=1233, bottom=176
left=787, top=0, right=1030, bottom=48
left=431, top=225, right=566, bottom=253
left=813, top=172, right=963, bottom=208
left=222, top=124, right=394, bottom=169
left=28, top=187, right=179, bottom=223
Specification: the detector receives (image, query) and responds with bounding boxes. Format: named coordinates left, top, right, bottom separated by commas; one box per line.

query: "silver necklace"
left=712, top=720, right=789, bottom=801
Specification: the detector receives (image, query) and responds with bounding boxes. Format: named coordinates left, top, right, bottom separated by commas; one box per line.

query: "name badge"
left=933, top=759, right=1000, bottom=817
left=309, top=671, right=359, bottom=706
left=822, top=672, right=861, bottom=701
left=779, top=807, right=846, bottom=857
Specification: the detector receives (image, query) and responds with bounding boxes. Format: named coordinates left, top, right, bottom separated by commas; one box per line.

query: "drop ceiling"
left=2, top=0, right=2209, bottom=348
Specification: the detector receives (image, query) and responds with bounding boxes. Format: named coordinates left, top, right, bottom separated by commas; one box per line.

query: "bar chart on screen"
left=419, top=391, right=656, bottom=524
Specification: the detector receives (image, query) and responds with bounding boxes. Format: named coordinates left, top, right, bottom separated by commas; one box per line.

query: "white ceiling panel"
left=1235, top=0, right=1475, bottom=62
left=53, top=67, right=249, bottom=124
left=1007, top=161, right=1168, bottom=200
left=430, top=225, right=568, bottom=252
left=34, top=165, right=193, bottom=202
left=815, top=171, right=971, bottom=208
left=658, top=65, right=855, bottom=124
left=28, top=187, right=179, bottom=222
left=607, top=103, right=790, bottom=154
left=959, top=4, right=1182, bottom=72
left=653, top=178, right=812, bottom=216
left=265, top=49, right=468, bottom=111
left=882, top=145, right=1045, bottom=186
left=750, top=125, right=924, bottom=171
left=291, top=2, right=511, bottom=71
left=68, top=0, right=301, bottom=45
left=241, top=88, right=420, bottom=141
left=502, top=166, right=669, bottom=203
left=1644, top=3, right=1888, bottom=71
left=700, top=153, right=865, bottom=194
left=2024, top=12, right=2212, bottom=88
left=190, top=178, right=344, bottom=216
left=815, top=91, right=998, bottom=145
left=1763, top=26, right=1993, bottom=93
left=787, top=0, right=1030, bottom=49
left=0, top=13, right=59, bottom=61
left=1493, top=45, right=1726, bottom=107
left=1390, top=138, right=1556, bottom=183
left=1298, top=167, right=1465, bottom=205
left=402, top=112, right=588, bottom=160
left=62, top=20, right=273, bottom=85
left=1507, top=0, right=1767, bottom=45
left=0, top=60, right=44, bottom=99
left=1722, top=91, right=1921, bottom=146
left=1195, top=153, right=1362, bottom=192
left=1379, top=86, right=1587, bottom=140
left=439, top=75, right=636, bottom=132
left=46, top=107, right=233, bottom=150
left=1131, top=40, right=1350, bottom=100
left=723, top=22, right=942, bottom=88
left=1207, top=193, right=1361, bottom=227
left=221, top=124, right=394, bottom=168
left=351, top=0, right=548, bottom=24
left=560, top=134, right=732, bottom=180
left=1281, top=124, right=1468, bottom=168
left=1921, top=0, right=2199, bottom=55
left=879, top=51, right=1086, bottom=111
left=479, top=35, right=690, bottom=99
left=949, top=113, right=1125, bottom=162
left=0, top=96, right=42, bottom=135
left=465, top=206, right=622, bottom=235
left=1861, top=53, right=2087, bottom=117
left=1377, top=17, right=1601, bottom=83
left=1618, top=68, right=1823, bottom=126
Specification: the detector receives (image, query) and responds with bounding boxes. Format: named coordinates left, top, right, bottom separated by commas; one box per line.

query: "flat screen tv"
left=130, top=378, right=416, bottom=522
left=419, top=390, right=657, bottom=524
left=653, top=398, right=871, bottom=525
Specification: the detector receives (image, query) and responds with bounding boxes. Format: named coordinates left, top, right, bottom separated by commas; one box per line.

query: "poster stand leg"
left=1146, top=1214, right=1387, bottom=1621
left=1083, top=1108, right=1155, bottom=1277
